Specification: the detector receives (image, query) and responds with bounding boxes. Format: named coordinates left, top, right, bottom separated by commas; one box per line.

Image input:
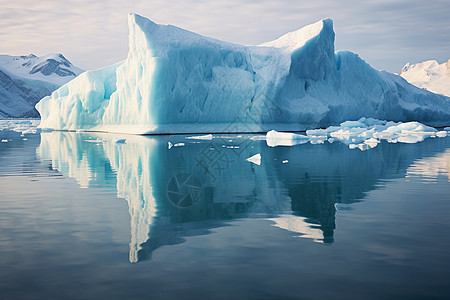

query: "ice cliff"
left=37, top=14, right=450, bottom=133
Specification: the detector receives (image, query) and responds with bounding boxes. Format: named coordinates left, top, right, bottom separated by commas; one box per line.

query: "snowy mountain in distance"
left=0, top=53, right=83, bottom=118
left=399, top=59, right=450, bottom=97
left=37, top=14, right=450, bottom=133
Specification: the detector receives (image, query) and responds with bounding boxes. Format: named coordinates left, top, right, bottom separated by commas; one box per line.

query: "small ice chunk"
left=282, top=160, right=288, bottom=164
left=306, top=128, right=327, bottom=137
left=266, top=130, right=309, bottom=147
left=330, top=128, right=366, bottom=140
left=186, top=134, right=213, bottom=140
left=444, top=127, right=450, bottom=131
left=1, top=139, right=8, bottom=143
left=168, top=141, right=173, bottom=149
left=364, top=137, right=380, bottom=148
left=349, top=138, right=379, bottom=151
left=436, top=131, right=447, bottom=138
left=174, top=143, right=185, bottom=147
left=310, top=137, right=326, bottom=144
left=23, top=138, right=28, bottom=141
left=246, top=153, right=261, bottom=165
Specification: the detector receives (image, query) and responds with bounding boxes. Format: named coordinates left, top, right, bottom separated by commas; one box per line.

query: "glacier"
left=37, top=13, right=450, bottom=134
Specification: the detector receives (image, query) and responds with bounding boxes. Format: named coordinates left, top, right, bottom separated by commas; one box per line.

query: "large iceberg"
left=37, top=14, right=450, bottom=134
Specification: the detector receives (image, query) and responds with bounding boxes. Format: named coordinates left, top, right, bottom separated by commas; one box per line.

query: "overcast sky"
left=1, top=0, right=449, bottom=72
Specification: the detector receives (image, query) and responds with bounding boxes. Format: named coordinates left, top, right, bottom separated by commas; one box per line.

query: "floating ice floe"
left=0, top=119, right=40, bottom=134
left=266, top=130, right=309, bottom=147
left=246, top=153, right=261, bottom=165
left=266, top=118, right=449, bottom=151
left=168, top=142, right=185, bottom=149
left=186, top=134, right=213, bottom=140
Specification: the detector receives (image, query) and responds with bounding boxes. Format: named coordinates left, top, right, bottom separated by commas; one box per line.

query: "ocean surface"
left=1, top=124, right=449, bottom=299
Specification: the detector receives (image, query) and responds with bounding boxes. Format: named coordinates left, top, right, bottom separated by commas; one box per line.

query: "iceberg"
left=37, top=14, right=450, bottom=134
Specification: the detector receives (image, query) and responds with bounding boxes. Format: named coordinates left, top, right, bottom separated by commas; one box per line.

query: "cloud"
left=1, top=0, right=449, bottom=72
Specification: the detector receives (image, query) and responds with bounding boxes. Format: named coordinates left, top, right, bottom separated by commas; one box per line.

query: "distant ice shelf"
left=33, top=13, right=449, bottom=133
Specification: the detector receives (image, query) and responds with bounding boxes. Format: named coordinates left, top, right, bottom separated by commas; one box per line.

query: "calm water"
left=1, top=128, right=449, bottom=299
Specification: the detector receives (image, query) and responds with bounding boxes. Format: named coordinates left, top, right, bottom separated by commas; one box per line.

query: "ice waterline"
left=1, top=118, right=448, bottom=152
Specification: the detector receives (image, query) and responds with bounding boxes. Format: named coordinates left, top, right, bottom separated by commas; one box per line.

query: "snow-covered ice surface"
left=399, top=59, right=450, bottom=97
left=37, top=13, right=450, bottom=134
left=266, top=118, right=448, bottom=151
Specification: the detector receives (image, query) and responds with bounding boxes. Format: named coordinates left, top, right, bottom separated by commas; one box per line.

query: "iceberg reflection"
left=37, top=131, right=450, bottom=262
left=406, top=149, right=450, bottom=182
